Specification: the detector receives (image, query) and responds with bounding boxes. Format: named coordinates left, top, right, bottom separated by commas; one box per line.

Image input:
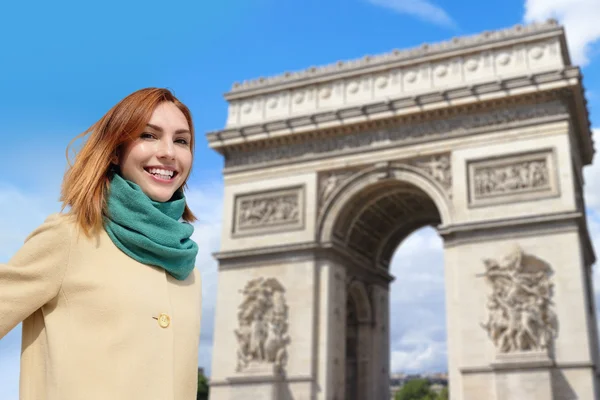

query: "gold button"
left=158, top=313, right=171, bottom=328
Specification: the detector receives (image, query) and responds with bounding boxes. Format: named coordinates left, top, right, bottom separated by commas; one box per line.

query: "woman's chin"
left=143, top=187, right=176, bottom=203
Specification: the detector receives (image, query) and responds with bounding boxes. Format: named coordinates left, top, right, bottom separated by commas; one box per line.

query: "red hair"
left=60, top=88, right=197, bottom=237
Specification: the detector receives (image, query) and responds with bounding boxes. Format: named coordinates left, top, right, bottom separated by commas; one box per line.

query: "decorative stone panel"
left=318, top=169, right=359, bottom=211
left=234, top=277, right=290, bottom=373
left=467, top=149, right=558, bottom=207
left=224, top=100, right=568, bottom=169
left=478, top=244, right=557, bottom=354
left=409, top=154, right=452, bottom=196
left=232, top=186, right=305, bottom=236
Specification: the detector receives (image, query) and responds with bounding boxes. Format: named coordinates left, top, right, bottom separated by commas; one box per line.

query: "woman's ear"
left=111, top=149, right=120, bottom=165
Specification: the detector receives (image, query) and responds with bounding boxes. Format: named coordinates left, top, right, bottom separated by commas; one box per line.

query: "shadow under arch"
left=317, top=162, right=453, bottom=269
left=347, top=280, right=373, bottom=323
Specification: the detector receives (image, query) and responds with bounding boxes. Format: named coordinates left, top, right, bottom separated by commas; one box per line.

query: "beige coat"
left=0, top=213, right=202, bottom=400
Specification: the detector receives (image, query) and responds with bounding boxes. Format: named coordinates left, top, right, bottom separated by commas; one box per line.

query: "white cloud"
left=0, top=182, right=63, bottom=400
left=0, top=326, right=22, bottom=400
left=388, top=227, right=447, bottom=373
left=584, top=129, right=600, bottom=209
left=583, top=129, right=600, bottom=338
left=186, top=182, right=225, bottom=371
left=524, top=0, right=600, bottom=66
left=366, top=0, right=457, bottom=29
left=391, top=342, right=447, bottom=373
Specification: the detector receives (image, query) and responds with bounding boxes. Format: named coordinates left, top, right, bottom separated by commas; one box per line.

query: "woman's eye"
left=175, top=138, right=189, bottom=145
left=141, top=132, right=155, bottom=139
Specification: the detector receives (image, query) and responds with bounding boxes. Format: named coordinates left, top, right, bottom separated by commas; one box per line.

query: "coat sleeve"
left=0, top=213, right=73, bottom=339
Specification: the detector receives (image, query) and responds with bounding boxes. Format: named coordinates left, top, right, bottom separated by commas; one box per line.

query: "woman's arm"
left=0, top=214, right=73, bottom=339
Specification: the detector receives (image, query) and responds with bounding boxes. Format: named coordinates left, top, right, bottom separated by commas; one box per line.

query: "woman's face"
left=118, top=102, right=193, bottom=202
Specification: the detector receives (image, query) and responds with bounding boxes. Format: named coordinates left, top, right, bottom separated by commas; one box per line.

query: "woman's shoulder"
left=25, top=212, right=77, bottom=242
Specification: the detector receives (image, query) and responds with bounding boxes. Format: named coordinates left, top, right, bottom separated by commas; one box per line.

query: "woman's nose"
left=157, top=138, right=175, bottom=159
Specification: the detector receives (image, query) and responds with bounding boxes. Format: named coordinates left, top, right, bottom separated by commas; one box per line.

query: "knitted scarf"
left=104, top=173, right=198, bottom=280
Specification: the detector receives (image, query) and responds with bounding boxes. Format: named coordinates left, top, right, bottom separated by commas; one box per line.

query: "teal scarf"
left=104, top=173, right=198, bottom=280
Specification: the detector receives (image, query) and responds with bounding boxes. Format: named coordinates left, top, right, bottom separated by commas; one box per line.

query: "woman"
left=0, top=88, right=202, bottom=400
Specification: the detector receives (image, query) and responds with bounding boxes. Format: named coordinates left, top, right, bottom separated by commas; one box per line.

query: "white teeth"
left=147, top=168, right=174, bottom=178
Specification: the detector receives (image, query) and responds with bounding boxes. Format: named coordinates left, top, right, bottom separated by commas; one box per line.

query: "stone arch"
left=347, top=280, right=372, bottom=324
left=317, top=162, right=452, bottom=268
left=318, top=163, right=452, bottom=245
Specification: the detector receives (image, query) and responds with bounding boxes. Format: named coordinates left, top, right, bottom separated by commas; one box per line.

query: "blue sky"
left=1, top=0, right=600, bottom=398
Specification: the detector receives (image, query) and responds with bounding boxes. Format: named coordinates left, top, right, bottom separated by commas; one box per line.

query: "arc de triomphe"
left=207, top=20, right=599, bottom=399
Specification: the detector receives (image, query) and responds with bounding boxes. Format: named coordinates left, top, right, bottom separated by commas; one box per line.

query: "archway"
left=323, top=171, right=446, bottom=399
left=387, top=226, right=447, bottom=395
left=207, top=21, right=599, bottom=400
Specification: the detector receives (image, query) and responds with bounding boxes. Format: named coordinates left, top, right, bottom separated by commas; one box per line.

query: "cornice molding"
left=213, top=211, right=594, bottom=276
left=218, top=95, right=571, bottom=172
left=439, top=211, right=594, bottom=254
left=214, top=241, right=394, bottom=285
left=225, top=20, right=566, bottom=98
left=210, top=374, right=314, bottom=387
left=208, top=68, right=582, bottom=151
left=460, top=361, right=594, bottom=375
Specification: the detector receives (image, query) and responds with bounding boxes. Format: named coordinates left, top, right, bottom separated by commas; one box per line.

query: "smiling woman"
left=0, top=88, right=203, bottom=400
left=118, top=103, right=194, bottom=202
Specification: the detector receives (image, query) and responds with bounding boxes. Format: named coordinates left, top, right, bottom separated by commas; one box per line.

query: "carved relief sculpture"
left=318, top=170, right=356, bottom=211
left=468, top=150, right=557, bottom=206
left=234, top=277, right=290, bottom=373
left=233, top=186, right=304, bottom=235
left=474, top=159, right=550, bottom=197
left=478, top=245, right=558, bottom=353
left=410, top=154, right=452, bottom=194
left=224, top=101, right=567, bottom=168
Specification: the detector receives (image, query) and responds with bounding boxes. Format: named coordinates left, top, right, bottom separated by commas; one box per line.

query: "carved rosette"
left=233, top=186, right=304, bottom=236
left=409, top=154, right=452, bottom=196
left=478, top=245, right=558, bottom=354
left=234, top=277, right=290, bottom=373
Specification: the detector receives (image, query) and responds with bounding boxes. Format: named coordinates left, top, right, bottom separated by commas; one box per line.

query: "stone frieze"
left=225, top=101, right=567, bottom=169
left=233, top=186, right=304, bottom=235
left=467, top=150, right=557, bottom=206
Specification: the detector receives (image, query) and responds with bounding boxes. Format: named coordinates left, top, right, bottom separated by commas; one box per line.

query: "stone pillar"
left=356, top=322, right=372, bottom=399
left=443, top=229, right=599, bottom=400
left=316, top=258, right=347, bottom=400
left=369, top=285, right=391, bottom=400
left=208, top=257, right=319, bottom=400
left=330, top=265, right=348, bottom=400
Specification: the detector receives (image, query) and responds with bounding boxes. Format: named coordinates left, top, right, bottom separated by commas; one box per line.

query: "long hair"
left=60, top=87, right=197, bottom=237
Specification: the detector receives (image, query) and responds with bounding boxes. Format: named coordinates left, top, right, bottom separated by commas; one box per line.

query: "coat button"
left=158, top=313, right=171, bottom=328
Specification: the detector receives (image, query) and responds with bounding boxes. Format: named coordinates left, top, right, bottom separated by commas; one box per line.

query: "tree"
left=197, top=370, right=210, bottom=400
left=394, top=379, right=450, bottom=400
left=437, top=387, right=449, bottom=400
left=394, top=379, right=437, bottom=400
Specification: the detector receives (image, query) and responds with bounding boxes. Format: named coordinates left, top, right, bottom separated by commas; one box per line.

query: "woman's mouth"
left=144, top=167, right=178, bottom=182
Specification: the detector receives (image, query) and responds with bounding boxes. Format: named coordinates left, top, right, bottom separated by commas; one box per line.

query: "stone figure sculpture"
left=478, top=244, right=558, bottom=353
left=414, top=155, right=452, bottom=189
left=318, top=170, right=356, bottom=210
left=234, top=277, right=290, bottom=372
